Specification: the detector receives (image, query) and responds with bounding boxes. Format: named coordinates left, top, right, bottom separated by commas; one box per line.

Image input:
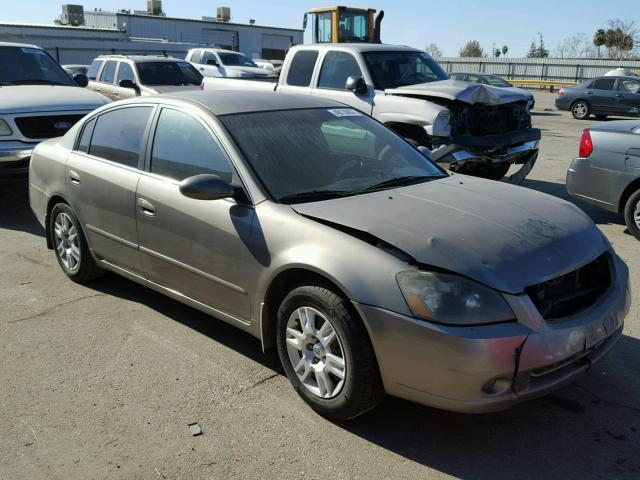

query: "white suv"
left=186, top=48, right=271, bottom=78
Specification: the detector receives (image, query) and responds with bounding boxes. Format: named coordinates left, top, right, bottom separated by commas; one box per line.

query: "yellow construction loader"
left=303, top=6, right=384, bottom=44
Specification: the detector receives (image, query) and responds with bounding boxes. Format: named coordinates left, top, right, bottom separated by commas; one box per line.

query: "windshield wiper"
left=278, top=190, right=354, bottom=204
left=358, top=175, right=439, bottom=193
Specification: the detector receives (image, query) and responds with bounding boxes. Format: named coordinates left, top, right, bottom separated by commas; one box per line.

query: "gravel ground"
left=1, top=92, right=639, bottom=480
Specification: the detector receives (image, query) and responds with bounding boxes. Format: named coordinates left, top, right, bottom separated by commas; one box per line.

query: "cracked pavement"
left=1, top=92, right=640, bottom=480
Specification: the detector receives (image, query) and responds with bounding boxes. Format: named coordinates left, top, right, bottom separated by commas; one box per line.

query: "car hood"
left=0, top=85, right=110, bottom=114
left=385, top=80, right=530, bottom=105
left=291, top=175, right=608, bottom=294
left=145, top=85, right=202, bottom=94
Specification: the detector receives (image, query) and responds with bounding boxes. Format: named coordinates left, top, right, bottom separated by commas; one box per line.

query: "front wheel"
left=571, top=101, right=591, bottom=120
left=624, top=189, right=640, bottom=241
left=276, top=285, right=384, bottom=420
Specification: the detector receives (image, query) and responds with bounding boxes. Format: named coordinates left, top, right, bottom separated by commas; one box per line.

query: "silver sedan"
left=29, top=91, right=630, bottom=419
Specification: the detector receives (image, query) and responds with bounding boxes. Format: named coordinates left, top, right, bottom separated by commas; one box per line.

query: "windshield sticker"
left=328, top=108, right=362, bottom=118
left=21, top=48, right=46, bottom=55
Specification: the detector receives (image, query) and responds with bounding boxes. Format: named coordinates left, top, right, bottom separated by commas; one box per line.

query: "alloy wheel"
left=54, top=212, right=81, bottom=272
left=573, top=102, right=587, bottom=119
left=635, top=199, right=640, bottom=230
left=285, top=306, right=346, bottom=399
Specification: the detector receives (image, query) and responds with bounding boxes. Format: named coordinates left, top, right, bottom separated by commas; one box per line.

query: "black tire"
left=571, top=100, right=591, bottom=120
left=595, top=114, right=608, bottom=120
left=276, top=285, right=384, bottom=420
left=623, top=189, right=640, bottom=241
left=50, top=203, right=104, bottom=282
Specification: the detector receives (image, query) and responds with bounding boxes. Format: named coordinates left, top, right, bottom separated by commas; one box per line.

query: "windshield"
left=220, top=108, right=446, bottom=203
left=484, top=75, right=511, bottom=87
left=0, top=46, right=74, bottom=86
left=136, top=61, right=203, bottom=86
left=218, top=52, right=258, bottom=67
left=363, top=51, right=448, bottom=90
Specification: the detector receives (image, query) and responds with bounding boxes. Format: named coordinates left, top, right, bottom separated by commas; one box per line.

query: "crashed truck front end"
left=384, top=81, right=541, bottom=184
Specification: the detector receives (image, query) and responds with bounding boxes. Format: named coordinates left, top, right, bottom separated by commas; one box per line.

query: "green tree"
left=527, top=33, right=549, bottom=58
left=593, top=28, right=607, bottom=58
left=501, top=45, right=509, bottom=57
left=458, top=40, right=484, bottom=57
left=495, top=48, right=502, bottom=58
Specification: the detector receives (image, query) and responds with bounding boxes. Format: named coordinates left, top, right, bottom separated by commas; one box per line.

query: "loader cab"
left=303, top=6, right=383, bottom=44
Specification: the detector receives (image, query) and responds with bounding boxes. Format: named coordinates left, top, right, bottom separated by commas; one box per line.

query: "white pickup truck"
left=0, top=42, right=110, bottom=176
left=186, top=48, right=271, bottom=79
left=202, top=43, right=540, bottom=182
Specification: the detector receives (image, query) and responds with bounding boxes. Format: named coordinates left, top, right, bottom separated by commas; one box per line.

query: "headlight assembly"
left=397, top=271, right=515, bottom=325
left=0, top=118, right=12, bottom=136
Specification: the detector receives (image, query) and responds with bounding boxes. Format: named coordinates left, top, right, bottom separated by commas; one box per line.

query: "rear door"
left=136, top=106, right=254, bottom=321
left=93, top=60, right=118, bottom=100
left=277, top=49, right=319, bottom=95
left=67, top=105, right=154, bottom=273
left=617, top=78, right=640, bottom=116
left=310, top=49, right=375, bottom=114
left=588, top=77, right=619, bottom=115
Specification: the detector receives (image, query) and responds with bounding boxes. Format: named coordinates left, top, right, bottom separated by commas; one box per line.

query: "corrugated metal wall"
left=437, top=57, right=640, bottom=82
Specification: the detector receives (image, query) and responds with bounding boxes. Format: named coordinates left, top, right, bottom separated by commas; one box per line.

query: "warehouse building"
left=0, top=1, right=303, bottom=64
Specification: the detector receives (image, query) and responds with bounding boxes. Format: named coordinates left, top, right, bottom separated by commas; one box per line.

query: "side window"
left=318, top=51, right=363, bottom=90
left=286, top=50, right=319, bottom=87
left=467, top=74, right=482, bottom=83
left=100, top=60, right=117, bottom=84
left=592, top=78, right=616, bottom=91
left=89, top=107, right=152, bottom=167
left=315, top=12, right=333, bottom=43
left=151, top=109, right=234, bottom=182
left=116, top=62, right=135, bottom=83
left=202, top=51, right=218, bottom=65
left=77, top=118, right=96, bottom=153
left=620, top=79, right=640, bottom=94
left=87, top=60, right=103, bottom=80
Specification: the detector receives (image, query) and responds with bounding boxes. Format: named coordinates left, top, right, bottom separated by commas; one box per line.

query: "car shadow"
left=531, top=111, right=561, bottom=117
left=522, top=178, right=625, bottom=227
left=0, top=177, right=45, bottom=237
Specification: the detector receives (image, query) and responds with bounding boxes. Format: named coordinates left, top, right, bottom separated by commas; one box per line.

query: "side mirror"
left=73, top=73, right=89, bottom=88
left=417, top=146, right=432, bottom=160
left=345, top=76, right=367, bottom=95
left=206, top=59, right=219, bottom=67
left=179, top=174, right=236, bottom=201
left=118, top=79, right=138, bottom=90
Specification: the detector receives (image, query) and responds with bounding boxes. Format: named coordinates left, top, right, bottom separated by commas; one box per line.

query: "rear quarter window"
left=286, top=50, right=319, bottom=87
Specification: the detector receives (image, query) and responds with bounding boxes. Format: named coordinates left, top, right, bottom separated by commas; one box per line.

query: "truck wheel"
left=624, top=189, right=640, bottom=241
left=571, top=101, right=591, bottom=120
left=276, top=285, right=384, bottom=420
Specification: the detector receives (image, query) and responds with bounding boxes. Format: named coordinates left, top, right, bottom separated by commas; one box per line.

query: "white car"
left=185, top=48, right=271, bottom=78
left=0, top=42, right=110, bottom=176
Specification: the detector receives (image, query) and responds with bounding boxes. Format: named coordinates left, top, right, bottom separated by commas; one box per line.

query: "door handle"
left=137, top=197, right=156, bottom=216
left=69, top=170, right=80, bottom=185
left=586, top=91, right=593, bottom=95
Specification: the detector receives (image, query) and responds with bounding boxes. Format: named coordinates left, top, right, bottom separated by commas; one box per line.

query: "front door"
left=311, top=50, right=375, bottom=115
left=136, top=106, right=253, bottom=321
left=617, top=78, right=640, bottom=116
left=67, top=105, right=154, bottom=273
left=93, top=60, right=119, bottom=101
left=113, top=61, right=139, bottom=101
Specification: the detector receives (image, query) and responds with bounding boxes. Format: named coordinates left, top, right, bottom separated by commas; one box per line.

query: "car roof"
left=97, top=55, right=184, bottom=63
left=291, top=43, right=422, bottom=54
left=121, top=91, right=346, bottom=116
left=0, top=41, right=41, bottom=49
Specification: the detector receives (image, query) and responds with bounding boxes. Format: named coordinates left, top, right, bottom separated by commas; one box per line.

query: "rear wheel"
left=276, top=285, right=384, bottom=420
left=50, top=203, right=104, bottom=282
left=623, top=189, right=640, bottom=241
left=571, top=101, right=591, bottom=120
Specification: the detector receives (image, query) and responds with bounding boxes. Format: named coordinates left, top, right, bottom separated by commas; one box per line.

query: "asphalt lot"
left=1, top=91, right=639, bottom=480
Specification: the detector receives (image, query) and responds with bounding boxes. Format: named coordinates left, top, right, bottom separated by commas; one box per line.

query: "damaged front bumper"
left=432, top=128, right=541, bottom=184
left=354, top=255, right=630, bottom=413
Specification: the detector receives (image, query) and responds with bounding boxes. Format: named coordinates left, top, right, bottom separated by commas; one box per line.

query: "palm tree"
left=593, top=29, right=606, bottom=58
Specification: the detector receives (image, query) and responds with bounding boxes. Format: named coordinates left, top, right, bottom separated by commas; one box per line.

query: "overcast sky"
left=2, top=0, right=635, bottom=57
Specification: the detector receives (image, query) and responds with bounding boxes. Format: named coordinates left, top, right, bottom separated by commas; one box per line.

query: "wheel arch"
left=45, top=195, right=68, bottom=250
left=384, top=121, right=431, bottom=147
left=260, top=267, right=355, bottom=351
left=619, top=177, right=640, bottom=213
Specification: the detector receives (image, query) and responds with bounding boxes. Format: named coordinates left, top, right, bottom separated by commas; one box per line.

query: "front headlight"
left=0, top=118, right=12, bottom=136
left=397, top=271, right=515, bottom=325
